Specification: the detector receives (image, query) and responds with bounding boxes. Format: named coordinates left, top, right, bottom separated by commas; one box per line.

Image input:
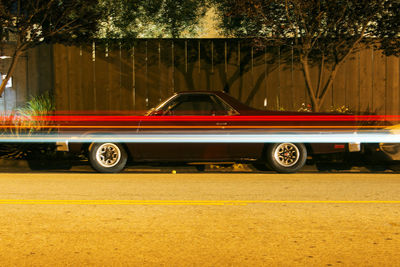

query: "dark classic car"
left=57, top=91, right=361, bottom=173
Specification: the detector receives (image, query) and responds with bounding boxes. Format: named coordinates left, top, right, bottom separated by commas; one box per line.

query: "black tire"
left=26, top=145, right=72, bottom=170
left=195, top=165, right=206, bottom=172
left=27, top=159, right=72, bottom=170
left=89, top=142, right=127, bottom=173
left=388, top=163, right=400, bottom=172
left=265, top=143, right=307, bottom=173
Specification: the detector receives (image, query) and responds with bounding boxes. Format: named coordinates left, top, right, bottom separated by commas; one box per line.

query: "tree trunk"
left=301, top=56, right=341, bottom=112
left=300, top=56, right=320, bottom=111
left=317, top=67, right=339, bottom=111
left=0, top=49, right=22, bottom=97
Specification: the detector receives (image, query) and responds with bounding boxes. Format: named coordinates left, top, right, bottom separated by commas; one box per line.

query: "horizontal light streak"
left=1, top=199, right=399, bottom=205
left=0, top=125, right=385, bottom=129
left=0, top=132, right=399, bottom=143
left=2, top=114, right=399, bottom=122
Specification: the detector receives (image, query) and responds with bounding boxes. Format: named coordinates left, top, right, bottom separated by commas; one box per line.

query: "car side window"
left=209, top=95, right=238, bottom=115
left=158, top=94, right=215, bottom=115
left=170, top=95, right=215, bottom=115
left=153, top=93, right=238, bottom=116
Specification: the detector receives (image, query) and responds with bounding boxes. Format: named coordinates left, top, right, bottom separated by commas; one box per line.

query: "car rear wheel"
left=89, top=142, right=127, bottom=173
left=195, top=165, right=206, bottom=172
left=266, top=143, right=307, bottom=173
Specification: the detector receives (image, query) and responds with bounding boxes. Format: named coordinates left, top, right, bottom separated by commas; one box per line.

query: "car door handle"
left=216, top=122, right=228, bottom=126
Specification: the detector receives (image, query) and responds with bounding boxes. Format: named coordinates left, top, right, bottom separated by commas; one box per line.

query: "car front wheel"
left=89, top=142, right=127, bottom=173
left=266, top=143, right=307, bottom=173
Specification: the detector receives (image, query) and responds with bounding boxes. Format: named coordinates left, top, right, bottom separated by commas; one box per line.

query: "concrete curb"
left=0, top=159, right=393, bottom=173
left=0, top=159, right=29, bottom=167
left=0, top=159, right=31, bottom=171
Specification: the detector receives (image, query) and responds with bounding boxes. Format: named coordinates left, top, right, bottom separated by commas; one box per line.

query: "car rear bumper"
left=348, top=142, right=361, bottom=152
left=379, top=143, right=400, bottom=161
left=56, top=141, right=69, bottom=152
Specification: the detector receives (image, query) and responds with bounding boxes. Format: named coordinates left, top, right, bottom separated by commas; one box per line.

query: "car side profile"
left=58, top=91, right=360, bottom=173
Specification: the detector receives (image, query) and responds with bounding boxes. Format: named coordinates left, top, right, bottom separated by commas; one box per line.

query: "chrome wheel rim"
left=273, top=143, right=300, bottom=167
left=95, top=143, right=121, bottom=168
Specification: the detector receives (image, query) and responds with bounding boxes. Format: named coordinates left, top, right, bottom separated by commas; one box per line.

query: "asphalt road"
left=0, top=172, right=399, bottom=266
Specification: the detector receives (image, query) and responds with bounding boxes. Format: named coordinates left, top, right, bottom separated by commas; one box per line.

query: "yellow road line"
left=0, top=200, right=400, bottom=205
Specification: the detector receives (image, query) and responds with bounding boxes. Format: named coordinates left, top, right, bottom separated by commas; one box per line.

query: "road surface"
left=0, top=172, right=399, bottom=266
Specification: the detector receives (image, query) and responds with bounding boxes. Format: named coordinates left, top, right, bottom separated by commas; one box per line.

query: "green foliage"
left=212, top=0, right=399, bottom=111
left=97, top=0, right=208, bottom=38
left=0, top=0, right=101, bottom=45
left=296, top=103, right=352, bottom=113
left=0, top=0, right=102, bottom=97
left=213, top=0, right=399, bottom=59
left=0, top=92, right=55, bottom=136
left=374, top=1, right=400, bottom=56
left=14, top=92, right=55, bottom=134
left=329, top=105, right=352, bottom=114
left=17, top=92, right=55, bottom=117
left=0, top=92, right=55, bottom=159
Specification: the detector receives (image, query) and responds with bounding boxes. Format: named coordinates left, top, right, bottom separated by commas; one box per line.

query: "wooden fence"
left=0, top=43, right=53, bottom=112
left=51, top=39, right=399, bottom=114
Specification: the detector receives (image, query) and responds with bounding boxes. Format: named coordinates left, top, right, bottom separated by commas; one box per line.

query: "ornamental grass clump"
left=14, top=92, right=56, bottom=134
left=0, top=92, right=55, bottom=159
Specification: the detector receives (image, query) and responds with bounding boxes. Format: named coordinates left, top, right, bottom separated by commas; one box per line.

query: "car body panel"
left=59, top=91, right=359, bottom=163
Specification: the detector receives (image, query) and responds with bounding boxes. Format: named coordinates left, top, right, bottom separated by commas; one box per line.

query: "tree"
left=0, top=0, right=101, bottom=97
left=213, top=0, right=400, bottom=111
left=98, top=0, right=208, bottom=39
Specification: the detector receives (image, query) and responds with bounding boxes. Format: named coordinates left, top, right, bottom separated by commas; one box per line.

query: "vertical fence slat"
left=173, top=40, right=186, bottom=92
left=386, top=55, right=400, bottom=118
left=250, top=47, right=268, bottom=109
left=147, top=41, right=161, bottom=108
left=94, top=44, right=108, bottom=111
left=186, top=40, right=200, bottom=91
left=107, top=45, right=122, bottom=111
left=359, top=48, right=374, bottom=114
left=345, top=53, right=360, bottom=113
left=265, top=46, right=280, bottom=110
left=291, top=63, right=307, bottom=111
left=159, top=40, right=173, bottom=99
left=372, top=49, right=386, bottom=115
left=14, top=49, right=28, bottom=108
left=332, top=59, right=347, bottom=111
left=225, top=40, right=240, bottom=96
left=68, top=46, right=83, bottom=111
left=239, top=40, right=253, bottom=105
left=53, top=44, right=69, bottom=111
left=119, top=46, right=133, bottom=111
left=279, top=45, right=294, bottom=110
left=134, top=40, right=147, bottom=112
left=80, top=45, right=95, bottom=111
left=210, top=40, right=226, bottom=94
left=198, top=40, right=211, bottom=91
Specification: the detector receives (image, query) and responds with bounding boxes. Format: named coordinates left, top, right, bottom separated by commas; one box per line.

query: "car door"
left=136, top=93, right=231, bottom=161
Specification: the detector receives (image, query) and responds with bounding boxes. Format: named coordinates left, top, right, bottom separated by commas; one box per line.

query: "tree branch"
left=315, top=53, right=324, bottom=98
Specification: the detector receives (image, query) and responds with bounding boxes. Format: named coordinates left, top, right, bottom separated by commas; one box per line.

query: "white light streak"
left=0, top=132, right=399, bottom=143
